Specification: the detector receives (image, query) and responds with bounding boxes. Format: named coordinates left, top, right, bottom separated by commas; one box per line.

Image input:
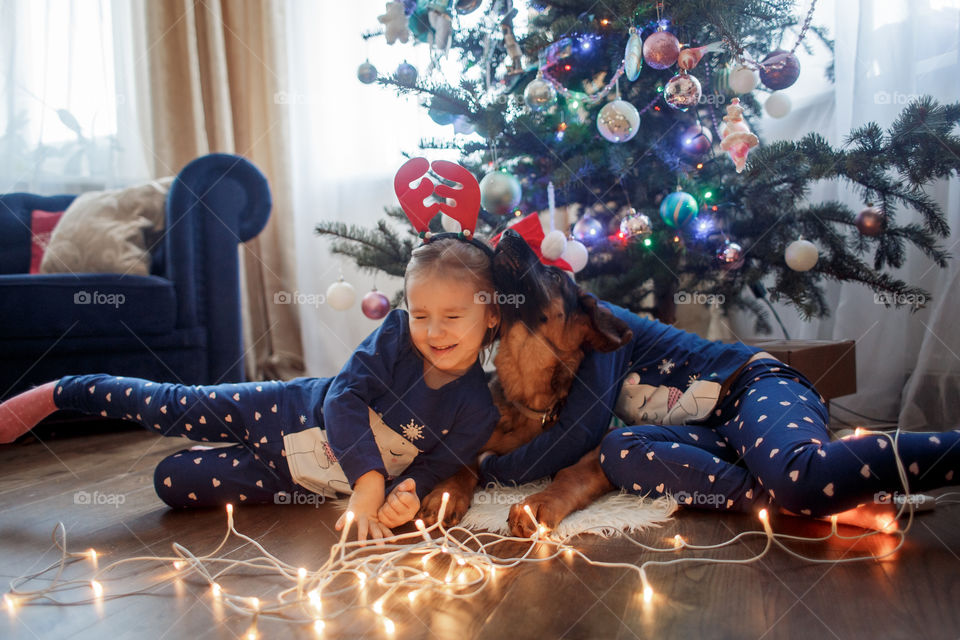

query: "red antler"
left=394, top=157, right=482, bottom=234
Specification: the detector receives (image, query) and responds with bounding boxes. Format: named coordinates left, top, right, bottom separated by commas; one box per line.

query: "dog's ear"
left=578, top=292, right=633, bottom=352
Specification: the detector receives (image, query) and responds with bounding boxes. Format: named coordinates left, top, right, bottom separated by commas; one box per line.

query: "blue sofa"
left=0, top=154, right=272, bottom=401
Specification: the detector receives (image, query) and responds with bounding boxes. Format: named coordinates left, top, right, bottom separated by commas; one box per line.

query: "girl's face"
left=406, top=273, right=498, bottom=377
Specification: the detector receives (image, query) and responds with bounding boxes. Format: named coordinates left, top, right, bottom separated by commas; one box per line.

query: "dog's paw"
left=508, top=491, right=569, bottom=538
left=417, top=486, right=471, bottom=528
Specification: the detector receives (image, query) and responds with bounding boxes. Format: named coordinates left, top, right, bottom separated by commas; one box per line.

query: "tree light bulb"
left=226, top=503, right=233, bottom=515
left=383, top=617, right=396, bottom=635
left=373, top=598, right=384, bottom=614
left=88, top=549, right=97, bottom=562
left=673, top=534, right=684, bottom=549
left=250, top=597, right=260, bottom=611
left=173, top=560, right=185, bottom=571
left=643, top=585, right=653, bottom=602
left=298, top=567, right=307, bottom=580
left=758, top=509, right=768, bottom=522
left=5, top=594, right=17, bottom=611
left=313, top=619, right=325, bottom=635
left=211, top=583, right=222, bottom=597
left=90, top=581, right=103, bottom=597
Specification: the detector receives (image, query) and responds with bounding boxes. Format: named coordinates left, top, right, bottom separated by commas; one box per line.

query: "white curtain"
left=0, top=0, right=152, bottom=193
left=283, top=0, right=463, bottom=377
left=730, top=0, right=960, bottom=430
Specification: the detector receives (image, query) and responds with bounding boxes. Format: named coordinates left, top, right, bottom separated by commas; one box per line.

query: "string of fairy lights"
left=4, top=427, right=951, bottom=637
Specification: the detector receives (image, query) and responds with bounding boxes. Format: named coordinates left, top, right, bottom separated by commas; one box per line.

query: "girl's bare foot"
left=781, top=501, right=899, bottom=532
left=0, top=381, right=59, bottom=443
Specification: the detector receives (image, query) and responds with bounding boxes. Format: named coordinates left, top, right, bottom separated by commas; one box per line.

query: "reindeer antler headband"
left=394, top=157, right=494, bottom=257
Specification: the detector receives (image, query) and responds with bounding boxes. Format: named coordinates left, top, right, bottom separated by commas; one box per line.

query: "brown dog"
left=417, top=228, right=633, bottom=536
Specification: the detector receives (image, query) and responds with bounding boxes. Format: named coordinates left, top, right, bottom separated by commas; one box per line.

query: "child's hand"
left=377, top=478, right=420, bottom=528
left=335, top=470, right=393, bottom=544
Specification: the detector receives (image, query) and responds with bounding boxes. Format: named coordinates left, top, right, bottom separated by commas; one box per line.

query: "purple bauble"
left=758, top=49, right=801, bottom=90
left=362, top=290, right=391, bottom=320
left=642, top=30, right=680, bottom=70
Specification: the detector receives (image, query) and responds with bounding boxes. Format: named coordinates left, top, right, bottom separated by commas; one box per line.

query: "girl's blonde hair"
left=403, top=237, right=500, bottom=353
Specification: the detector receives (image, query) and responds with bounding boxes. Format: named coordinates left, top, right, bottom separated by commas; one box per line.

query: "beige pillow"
left=40, top=177, right=173, bottom=276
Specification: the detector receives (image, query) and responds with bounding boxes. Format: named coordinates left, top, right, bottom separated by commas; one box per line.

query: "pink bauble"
left=642, top=31, right=680, bottom=70
left=361, top=290, right=391, bottom=319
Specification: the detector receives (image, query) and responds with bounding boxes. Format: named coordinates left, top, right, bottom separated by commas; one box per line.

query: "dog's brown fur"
left=417, top=245, right=633, bottom=536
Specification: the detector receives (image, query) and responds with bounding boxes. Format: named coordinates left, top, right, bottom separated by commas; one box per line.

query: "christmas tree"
left=316, top=0, right=958, bottom=331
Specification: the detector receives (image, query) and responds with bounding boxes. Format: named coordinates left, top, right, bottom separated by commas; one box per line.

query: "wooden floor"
left=2, top=426, right=959, bottom=640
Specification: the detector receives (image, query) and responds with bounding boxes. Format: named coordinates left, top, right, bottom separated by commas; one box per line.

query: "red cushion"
left=29, top=209, right=65, bottom=274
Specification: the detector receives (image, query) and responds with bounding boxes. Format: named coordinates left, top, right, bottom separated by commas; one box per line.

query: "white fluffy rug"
left=458, top=480, right=678, bottom=538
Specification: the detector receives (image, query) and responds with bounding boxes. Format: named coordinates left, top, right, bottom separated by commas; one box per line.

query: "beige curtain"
left=138, top=0, right=305, bottom=381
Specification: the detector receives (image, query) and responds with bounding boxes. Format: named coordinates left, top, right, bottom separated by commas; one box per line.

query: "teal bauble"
left=659, top=191, right=699, bottom=227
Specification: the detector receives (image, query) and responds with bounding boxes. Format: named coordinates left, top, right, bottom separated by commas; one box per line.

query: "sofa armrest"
left=164, top=153, right=272, bottom=383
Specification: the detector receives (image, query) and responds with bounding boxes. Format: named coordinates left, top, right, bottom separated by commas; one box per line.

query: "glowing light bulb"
left=758, top=508, right=768, bottom=522
left=211, top=583, right=222, bottom=597
left=855, top=427, right=864, bottom=437
left=298, top=567, right=307, bottom=580
left=5, top=594, right=17, bottom=612
left=308, top=590, right=322, bottom=612
left=383, top=617, right=396, bottom=635
left=696, top=163, right=704, bottom=169
left=373, top=598, right=384, bottom=614
left=313, top=619, right=325, bottom=635
left=358, top=573, right=367, bottom=587
left=173, top=560, right=185, bottom=571
left=88, top=549, right=97, bottom=562
left=456, top=557, right=465, bottom=566
left=246, top=628, right=257, bottom=640
left=673, top=534, right=684, bottom=549
left=250, top=597, right=260, bottom=611
left=226, top=503, right=233, bottom=515
left=643, top=585, right=653, bottom=602
left=90, top=581, right=103, bottom=597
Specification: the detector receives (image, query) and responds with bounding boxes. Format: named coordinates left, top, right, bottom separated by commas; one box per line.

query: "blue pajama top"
left=324, top=308, right=499, bottom=500
left=479, top=300, right=761, bottom=485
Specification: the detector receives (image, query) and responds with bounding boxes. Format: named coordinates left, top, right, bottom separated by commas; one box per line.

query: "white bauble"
left=326, top=279, right=357, bottom=310
left=729, top=65, right=758, bottom=94
left=784, top=239, right=819, bottom=271
left=764, top=92, right=792, bottom=118
left=540, top=230, right=567, bottom=260
left=440, top=213, right=461, bottom=232
left=560, top=239, right=589, bottom=272
left=597, top=99, right=640, bottom=143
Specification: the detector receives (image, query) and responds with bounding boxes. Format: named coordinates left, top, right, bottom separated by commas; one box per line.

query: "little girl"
left=0, top=234, right=501, bottom=543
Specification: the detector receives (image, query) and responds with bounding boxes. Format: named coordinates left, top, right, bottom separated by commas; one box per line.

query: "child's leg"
left=0, top=381, right=59, bottom=443
left=52, top=374, right=298, bottom=444
left=599, top=424, right=772, bottom=512
left=153, top=444, right=300, bottom=508
left=716, top=361, right=960, bottom=517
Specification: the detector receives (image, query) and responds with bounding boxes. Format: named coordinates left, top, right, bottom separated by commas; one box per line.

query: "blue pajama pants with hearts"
left=54, top=374, right=332, bottom=508
left=599, top=359, right=960, bottom=516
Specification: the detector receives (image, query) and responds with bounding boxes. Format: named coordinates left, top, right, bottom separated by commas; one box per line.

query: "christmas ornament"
left=501, top=11, right=523, bottom=73
left=728, top=65, right=758, bottom=94
left=619, top=210, right=653, bottom=239
left=523, top=76, right=557, bottom=111
left=597, top=99, right=640, bottom=143
left=378, top=1, right=410, bottom=45
left=560, top=239, right=589, bottom=272
left=677, top=42, right=722, bottom=71
left=572, top=215, right=604, bottom=244
left=490, top=213, right=573, bottom=271
left=396, top=61, right=418, bottom=86
left=428, top=5, right=453, bottom=53
left=784, top=238, right=818, bottom=271
left=855, top=205, right=885, bottom=236
left=759, top=49, right=801, bottom=90
left=540, top=230, right=567, bottom=260
left=659, top=190, right=699, bottom=228
left=663, top=72, right=702, bottom=111
left=764, top=91, right=792, bottom=118
left=712, top=62, right=734, bottom=96
left=719, top=98, right=759, bottom=173
left=440, top=212, right=461, bottom=233
left=717, top=241, right=744, bottom=270
left=624, top=29, right=643, bottom=81
left=326, top=278, right=357, bottom=310
left=428, top=104, right=455, bottom=125
left=361, top=289, right=391, bottom=320
left=357, top=61, right=378, bottom=84
left=454, top=0, right=481, bottom=14
left=642, top=30, right=680, bottom=70
left=680, top=122, right=713, bottom=157
left=479, top=171, right=522, bottom=215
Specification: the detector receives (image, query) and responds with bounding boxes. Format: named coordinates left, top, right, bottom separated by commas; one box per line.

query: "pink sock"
left=0, top=381, right=59, bottom=443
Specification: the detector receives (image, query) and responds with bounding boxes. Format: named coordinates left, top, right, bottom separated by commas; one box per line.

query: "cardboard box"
left=745, top=339, right=857, bottom=401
